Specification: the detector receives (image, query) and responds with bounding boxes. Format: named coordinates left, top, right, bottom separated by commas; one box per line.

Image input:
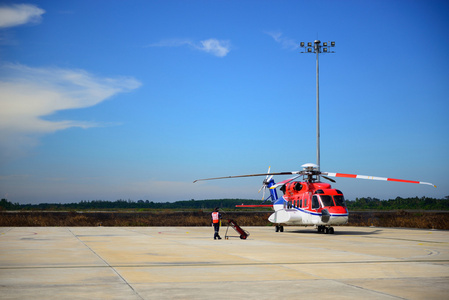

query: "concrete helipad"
left=0, top=226, right=448, bottom=299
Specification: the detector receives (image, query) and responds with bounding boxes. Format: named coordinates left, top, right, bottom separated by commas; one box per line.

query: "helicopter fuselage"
left=268, top=181, right=349, bottom=228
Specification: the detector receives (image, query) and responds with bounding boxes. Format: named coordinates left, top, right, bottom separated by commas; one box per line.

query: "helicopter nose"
left=328, top=206, right=348, bottom=214
left=326, top=206, right=349, bottom=225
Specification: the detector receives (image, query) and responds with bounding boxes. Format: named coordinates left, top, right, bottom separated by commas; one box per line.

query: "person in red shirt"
left=211, top=207, right=222, bottom=240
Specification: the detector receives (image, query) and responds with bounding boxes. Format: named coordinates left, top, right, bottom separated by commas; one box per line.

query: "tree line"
left=1, top=196, right=448, bottom=211
left=347, top=196, right=449, bottom=210
left=0, top=198, right=264, bottom=211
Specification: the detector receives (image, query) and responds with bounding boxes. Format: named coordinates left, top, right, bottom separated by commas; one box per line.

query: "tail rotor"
left=258, top=166, right=273, bottom=200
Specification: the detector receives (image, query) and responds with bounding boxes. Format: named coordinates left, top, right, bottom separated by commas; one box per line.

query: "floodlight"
left=300, top=42, right=305, bottom=47
left=331, top=41, right=335, bottom=47
left=307, top=48, right=312, bottom=52
left=308, top=42, right=312, bottom=47
left=323, top=42, right=327, bottom=46
left=323, top=48, right=328, bottom=52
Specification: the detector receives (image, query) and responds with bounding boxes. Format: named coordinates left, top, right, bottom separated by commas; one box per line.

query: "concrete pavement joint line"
left=289, top=235, right=447, bottom=262
left=123, top=228, right=379, bottom=272
left=278, top=236, right=424, bottom=300
left=362, top=235, right=448, bottom=244
left=124, top=227, right=245, bottom=260
left=341, top=281, right=407, bottom=300
left=66, top=228, right=144, bottom=300
left=2, top=259, right=449, bottom=270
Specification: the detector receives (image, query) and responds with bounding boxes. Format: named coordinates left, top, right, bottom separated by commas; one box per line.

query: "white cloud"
left=198, top=39, right=230, bottom=57
left=0, top=63, right=141, bottom=160
left=149, top=38, right=231, bottom=57
left=0, top=4, right=45, bottom=28
left=266, top=31, right=299, bottom=50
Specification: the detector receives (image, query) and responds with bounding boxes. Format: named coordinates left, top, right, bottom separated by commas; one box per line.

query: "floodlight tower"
left=300, top=40, right=335, bottom=173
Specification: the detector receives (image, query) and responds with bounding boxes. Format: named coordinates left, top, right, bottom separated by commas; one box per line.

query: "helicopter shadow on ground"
left=285, top=227, right=383, bottom=236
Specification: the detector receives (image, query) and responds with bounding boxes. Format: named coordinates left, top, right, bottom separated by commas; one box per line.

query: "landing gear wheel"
left=275, top=225, right=284, bottom=232
left=329, top=227, right=334, bottom=234
left=325, top=227, right=330, bottom=234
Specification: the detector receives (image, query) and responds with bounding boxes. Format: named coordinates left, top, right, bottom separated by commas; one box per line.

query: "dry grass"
left=0, top=211, right=272, bottom=227
left=348, top=211, right=449, bottom=230
left=0, top=211, right=448, bottom=229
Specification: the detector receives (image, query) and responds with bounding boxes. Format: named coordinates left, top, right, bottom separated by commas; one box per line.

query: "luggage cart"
left=225, top=219, right=250, bottom=239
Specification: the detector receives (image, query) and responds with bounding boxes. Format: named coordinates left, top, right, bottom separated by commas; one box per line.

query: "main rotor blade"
left=193, top=171, right=300, bottom=183
left=321, top=175, right=336, bottom=183
left=269, top=175, right=302, bottom=189
left=322, top=172, right=436, bottom=187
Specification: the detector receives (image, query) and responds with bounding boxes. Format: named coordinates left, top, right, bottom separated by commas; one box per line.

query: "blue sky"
left=0, top=0, right=448, bottom=204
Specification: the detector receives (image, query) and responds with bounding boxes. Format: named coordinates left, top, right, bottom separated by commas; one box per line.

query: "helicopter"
left=193, top=163, right=436, bottom=234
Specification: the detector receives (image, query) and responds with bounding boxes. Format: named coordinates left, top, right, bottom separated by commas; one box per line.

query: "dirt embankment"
left=1, top=211, right=448, bottom=229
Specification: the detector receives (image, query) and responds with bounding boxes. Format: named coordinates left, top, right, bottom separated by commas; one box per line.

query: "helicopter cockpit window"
left=334, top=195, right=346, bottom=207
left=312, top=195, right=320, bottom=209
left=320, top=195, right=334, bottom=207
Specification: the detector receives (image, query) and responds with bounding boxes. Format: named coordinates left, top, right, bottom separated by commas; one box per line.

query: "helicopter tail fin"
left=266, top=178, right=279, bottom=202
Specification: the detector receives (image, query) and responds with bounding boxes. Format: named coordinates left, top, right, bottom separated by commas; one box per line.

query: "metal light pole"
left=300, top=40, right=335, bottom=173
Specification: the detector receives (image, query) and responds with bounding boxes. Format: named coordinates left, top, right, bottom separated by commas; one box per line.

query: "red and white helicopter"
left=194, top=164, right=435, bottom=234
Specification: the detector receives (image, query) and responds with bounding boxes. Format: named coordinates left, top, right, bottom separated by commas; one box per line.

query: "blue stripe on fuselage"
left=275, top=197, right=348, bottom=217
left=274, top=197, right=286, bottom=205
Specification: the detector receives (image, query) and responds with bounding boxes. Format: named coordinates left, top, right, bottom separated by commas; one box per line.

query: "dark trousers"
left=213, top=223, right=220, bottom=239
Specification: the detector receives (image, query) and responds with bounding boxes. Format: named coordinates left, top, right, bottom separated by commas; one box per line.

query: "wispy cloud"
left=266, top=31, right=299, bottom=50
left=0, top=4, right=45, bottom=28
left=149, top=38, right=231, bottom=57
left=199, top=39, right=230, bottom=57
left=0, top=64, right=141, bottom=160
